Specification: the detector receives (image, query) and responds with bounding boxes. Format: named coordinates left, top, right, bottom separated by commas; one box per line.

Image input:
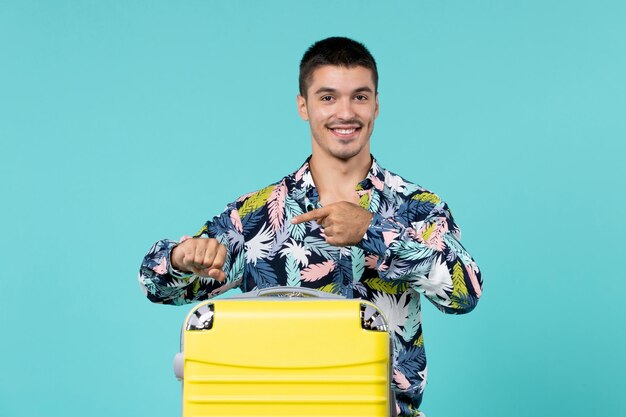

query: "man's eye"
left=321, top=95, right=333, bottom=101
left=355, top=95, right=368, bottom=101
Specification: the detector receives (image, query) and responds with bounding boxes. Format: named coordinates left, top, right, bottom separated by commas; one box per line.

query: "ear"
left=374, top=93, right=380, bottom=119
left=297, top=94, right=309, bottom=121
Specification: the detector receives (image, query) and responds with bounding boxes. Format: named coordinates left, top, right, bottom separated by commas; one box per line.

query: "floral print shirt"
left=139, top=155, right=482, bottom=416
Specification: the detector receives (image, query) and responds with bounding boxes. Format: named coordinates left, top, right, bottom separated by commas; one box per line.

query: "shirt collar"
left=286, top=154, right=386, bottom=200
left=357, top=157, right=385, bottom=192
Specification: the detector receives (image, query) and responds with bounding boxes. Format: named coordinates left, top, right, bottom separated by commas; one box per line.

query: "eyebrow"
left=314, top=86, right=374, bottom=95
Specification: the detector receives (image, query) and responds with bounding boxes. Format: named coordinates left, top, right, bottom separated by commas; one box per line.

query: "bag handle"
left=231, top=286, right=344, bottom=299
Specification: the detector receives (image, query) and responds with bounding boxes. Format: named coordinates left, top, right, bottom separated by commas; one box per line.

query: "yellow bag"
left=174, top=287, right=393, bottom=417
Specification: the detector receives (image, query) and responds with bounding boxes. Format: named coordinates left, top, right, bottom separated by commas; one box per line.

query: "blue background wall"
left=1, top=1, right=624, bottom=416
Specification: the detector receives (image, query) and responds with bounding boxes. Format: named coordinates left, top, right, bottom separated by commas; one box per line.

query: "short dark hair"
left=299, top=37, right=378, bottom=97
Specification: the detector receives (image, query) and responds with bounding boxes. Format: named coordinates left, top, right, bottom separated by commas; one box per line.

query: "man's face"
left=297, top=65, right=379, bottom=162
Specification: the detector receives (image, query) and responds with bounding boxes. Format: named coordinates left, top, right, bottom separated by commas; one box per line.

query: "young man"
left=139, top=37, right=482, bottom=416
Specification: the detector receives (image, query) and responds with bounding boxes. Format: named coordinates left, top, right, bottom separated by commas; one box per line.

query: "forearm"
left=358, top=212, right=482, bottom=314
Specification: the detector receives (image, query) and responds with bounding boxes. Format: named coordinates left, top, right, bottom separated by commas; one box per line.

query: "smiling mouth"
left=328, top=126, right=361, bottom=138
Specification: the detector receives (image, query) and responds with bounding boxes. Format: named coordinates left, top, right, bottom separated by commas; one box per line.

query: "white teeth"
left=334, top=128, right=355, bottom=134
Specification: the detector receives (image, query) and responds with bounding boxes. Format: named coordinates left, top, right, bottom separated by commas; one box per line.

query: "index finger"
left=291, top=207, right=329, bottom=225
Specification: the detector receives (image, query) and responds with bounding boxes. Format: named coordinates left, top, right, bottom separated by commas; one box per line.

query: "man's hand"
left=171, top=238, right=227, bottom=281
left=291, top=201, right=374, bottom=246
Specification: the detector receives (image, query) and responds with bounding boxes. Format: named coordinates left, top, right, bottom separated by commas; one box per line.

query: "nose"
left=336, top=97, right=356, bottom=120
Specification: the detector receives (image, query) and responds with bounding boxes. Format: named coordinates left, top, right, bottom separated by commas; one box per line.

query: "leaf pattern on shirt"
left=351, top=246, right=365, bottom=282
left=301, top=260, right=335, bottom=282
left=279, top=239, right=311, bottom=267
left=372, top=290, right=411, bottom=338
left=245, top=223, right=274, bottom=265
left=268, top=181, right=287, bottom=232
left=239, top=185, right=274, bottom=218
left=285, top=254, right=301, bottom=287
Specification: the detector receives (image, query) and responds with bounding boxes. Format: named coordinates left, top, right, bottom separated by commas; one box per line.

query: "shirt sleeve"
left=357, top=194, right=482, bottom=314
left=138, top=201, right=246, bottom=305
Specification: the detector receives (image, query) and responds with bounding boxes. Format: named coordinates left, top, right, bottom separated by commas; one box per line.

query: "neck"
left=309, top=152, right=371, bottom=206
